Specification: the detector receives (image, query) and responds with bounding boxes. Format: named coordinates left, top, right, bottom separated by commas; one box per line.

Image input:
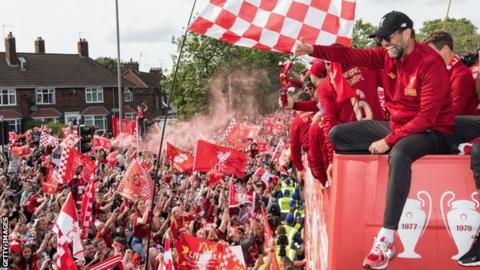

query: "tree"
left=166, top=33, right=294, bottom=119
left=95, top=57, right=118, bottom=72
left=351, top=19, right=378, bottom=48
left=418, top=18, right=480, bottom=53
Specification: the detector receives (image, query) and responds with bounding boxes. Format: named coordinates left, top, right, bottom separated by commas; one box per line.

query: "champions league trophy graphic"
left=397, top=190, right=432, bottom=258
left=441, top=191, right=480, bottom=260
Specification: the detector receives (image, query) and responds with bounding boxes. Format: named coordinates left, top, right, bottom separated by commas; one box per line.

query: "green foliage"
left=418, top=18, right=480, bottom=53
left=95, top=57, right=118, bottom=73
left=166, top=33, right=294, bottom=119
left=25, top=119, right=67, bottom=137
left=352, top=19, right=378, bottom=48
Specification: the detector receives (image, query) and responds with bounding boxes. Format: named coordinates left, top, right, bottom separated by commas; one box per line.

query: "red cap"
left=309, top=61, right=327, bottom=78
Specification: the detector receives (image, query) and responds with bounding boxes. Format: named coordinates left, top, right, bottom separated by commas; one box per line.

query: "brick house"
left=121, top=59, right=172, bottom=122
left=0, top=32, right=169, bottom=133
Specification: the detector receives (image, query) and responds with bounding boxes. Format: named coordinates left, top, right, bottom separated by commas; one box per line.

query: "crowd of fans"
left=0, top=111, right=308, bottom=270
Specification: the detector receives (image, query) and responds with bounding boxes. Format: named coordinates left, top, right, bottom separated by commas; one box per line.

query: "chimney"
left=77, top=38, right=89, bottom=58
left=123, top=59, right=139, bottom=71
left=34, top=37, right=45, bottom=54
left=149, top=67, right=163, bottom=76
left=5, top=32, right=18, bottom=66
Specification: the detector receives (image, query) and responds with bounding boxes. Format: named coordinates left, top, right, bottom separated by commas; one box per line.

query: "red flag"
left=228, top=180, right=255, bottom=208
left=55, top=193, right=84, bottom=263
left=189, top=0, right=356, bottom=52
left=58, top=147, right=96, bottom=185
left=42, top=167, right=58, bottom=194
left=10, top=145, right=29, bottom=157
left=207, top=170, right=224, bottom=186
left=177, top=234, right=225, bottom=270
left=161, top=238, right=174, bottom=270
left=80, top=174, right=95, bottom=238
left=85, top=255, right=124, bottom=270
left=220, top=246, right=246, bottom=270
left=92, top=136, right=112, bottom=151
left=112, top=116, right=137, bottom=137
left=224, top=120, right=261, bottom=149
left=118, top=160, right=154, bottom=201
left=329, top=62, right=356, bottom=104
left=261, top=208, right=280, bottom=270
left=167, top=143, right=194, bottom=174
left=193, top=140, right=248, bottom=178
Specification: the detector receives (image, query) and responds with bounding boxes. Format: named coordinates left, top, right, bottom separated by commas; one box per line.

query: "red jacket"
left=308, top=122, right=328, bottom=184
left=289, top=112, right=312, bottom=171
left=448, top=57, right=478, bottom=115
left=312, top=42, right=455, bottom=146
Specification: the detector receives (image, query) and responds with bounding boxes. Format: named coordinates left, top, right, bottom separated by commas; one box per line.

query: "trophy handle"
left=471, top=191, right=480, bottom=208
left=417, top=190, right=432, bottom=237
left=440, top=191, right=456, bottom=239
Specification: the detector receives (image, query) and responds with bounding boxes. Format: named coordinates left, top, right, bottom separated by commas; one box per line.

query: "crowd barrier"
left=305, top=154, right=479, bottom=270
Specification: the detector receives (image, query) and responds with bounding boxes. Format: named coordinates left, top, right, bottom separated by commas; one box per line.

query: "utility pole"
left=115, top=0, right=123, bottom=132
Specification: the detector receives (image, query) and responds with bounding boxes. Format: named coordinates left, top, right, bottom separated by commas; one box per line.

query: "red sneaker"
left=363, top=237, right=395, bottom=270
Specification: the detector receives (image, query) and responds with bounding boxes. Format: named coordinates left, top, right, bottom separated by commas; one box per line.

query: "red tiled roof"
left=0, top=52, right=133, bottom=88
left=31, top=108, right=62, bottom=118
left=81, top=106, right=110, bottom=115
left=0, top=109, right=22, bottom=119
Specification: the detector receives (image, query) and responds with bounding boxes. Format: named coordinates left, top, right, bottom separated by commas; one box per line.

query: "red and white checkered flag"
left=79, top=173, right=95, bottom=238
left=220, top=246, right=246, bottom=270
left=40, top=131, right=58, bottom=148
left=221, top=118, right=237, bottom=142
left=189, top=0, right=356, bottom=52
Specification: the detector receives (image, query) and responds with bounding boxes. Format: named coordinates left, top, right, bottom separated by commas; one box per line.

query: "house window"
left=84, top=115, right=107, bottom=131
left=35, top=88, right=55, bottom=104
left=0, top=88, right=16, bottom=106
left=64, top=112, right=81, bottom=125
left=125, top=113, right=136, bottom=120
left=5, top=119, right=21, bottom=133
left=85, top=87, right=104, bottom=103
left=124, top=88, right=133, bottom=102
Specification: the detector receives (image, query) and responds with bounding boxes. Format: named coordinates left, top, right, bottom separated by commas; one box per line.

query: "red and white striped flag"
left=161, top=238, right=174, bottom=270
left=55, top=192, right=85, bottom=267
left=79, top=173, right=95, bottom=238
left=189, top=0, right=357, bottom=52
left=85, top=255, right=124, bottom=270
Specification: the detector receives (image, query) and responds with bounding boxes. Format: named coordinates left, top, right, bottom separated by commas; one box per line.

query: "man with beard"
left=294, top=11, right=454, bottom=269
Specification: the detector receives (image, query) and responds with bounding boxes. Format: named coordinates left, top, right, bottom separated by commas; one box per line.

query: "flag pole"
left=442, top=0, right=453, bottom=30
left=144, top=0, right=198, bottom=268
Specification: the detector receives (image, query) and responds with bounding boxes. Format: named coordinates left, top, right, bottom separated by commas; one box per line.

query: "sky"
left=1, top=0, right=479, bottom=72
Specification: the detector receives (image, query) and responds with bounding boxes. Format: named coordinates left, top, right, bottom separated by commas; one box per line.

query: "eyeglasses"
left=376, top=29, right=403, bottom=43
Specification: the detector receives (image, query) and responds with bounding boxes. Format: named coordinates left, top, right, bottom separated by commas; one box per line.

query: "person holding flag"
left=295, top=10, right=455, bottom=269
